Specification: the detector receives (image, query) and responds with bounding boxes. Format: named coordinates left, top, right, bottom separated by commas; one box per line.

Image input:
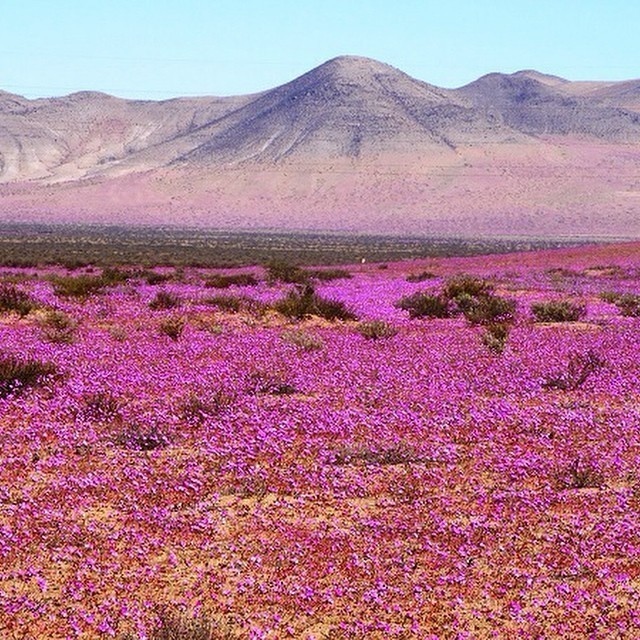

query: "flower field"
left=1, top=242, right=640, bottom=639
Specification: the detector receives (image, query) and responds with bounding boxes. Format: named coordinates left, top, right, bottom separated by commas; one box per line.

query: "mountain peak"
left=511, top=69, right=568, bottom=86
left=303, top=55, right=409, bottom=84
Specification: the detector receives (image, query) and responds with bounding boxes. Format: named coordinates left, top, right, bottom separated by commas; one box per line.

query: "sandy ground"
left=0, top=138, right=638, bottom=238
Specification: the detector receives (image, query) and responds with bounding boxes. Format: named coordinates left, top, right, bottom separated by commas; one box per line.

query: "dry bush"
left=281, top=329, right=325, bottom=351
left=159, top=316, right=186, bottom=340
left=39, top=309, right=77, bottom=344
left=0, top=353, right=56, bottom=398
left=542, top=350, right=605, bottom=391
left=149, top=291, right=182, bottom=310
left=0, top=283, right=38, bottom=316
left=406, top=271, right=437, bottom=283
left=554, top=458, right=605, bottom=490
left=356, top=320, right=398, bottom=340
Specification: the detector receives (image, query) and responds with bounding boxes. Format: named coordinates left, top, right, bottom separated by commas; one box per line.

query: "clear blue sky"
left=1, top=0, right=638, bottom=99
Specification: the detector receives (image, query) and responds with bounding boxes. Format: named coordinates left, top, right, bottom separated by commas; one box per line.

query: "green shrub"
left=0, top=284, right=38, bottom=316
left=531, top=300, right=586, bottom=323
left=356, top=320, right=398, bottom=340
left=204, top=273, right=258, bottom=288
left=395, top=292, right=453, bottom=318
left=273, top=285, right=356, bottom=321
left=100, top=267, right=131, bottom=285
left=444, top=275, right=494, bottom=300
left=614, top=293, right=640, bottom=317
left=149, top=291, right=182, bottom=310
left=462, top=295, right=516, bottom=326
left=52, top=274, right=106, bottom=299
left=0, top=354, right=56, bottom=397
left=265, top=260, right=308, bottom=284
left=205, top=294, right=265, bottom=315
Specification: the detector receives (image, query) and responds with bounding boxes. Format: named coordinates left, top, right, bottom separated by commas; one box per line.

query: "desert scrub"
left=531, top=300, right=586, bottom=323
left=149, top=290, right=182, bottom=310
left=204, top=273, right=258, bottom=288
left=143, top=270, right=172, bottom=285
left=356, top=320, right=398, bottom=340
left=265, top=259, right=309, bottom=284
left=0, top=353, right=56, bottom=398
left=395, top=292, right=453, bottom=318
left=114, top=423, right=171, bottom=451
left=205, top=294, right=265, bottom=315
left=481, top=322, right=510, bottom=354
left=443, top=275, right=494, bottom=300
left=80, top=391, right=122, bottom=422
left=542, top=350, right=605, bottom=391
left=330, top=442, right=426, bottom=466
left=158, top=316, right=186, bottom=340
left=406, top=270, right=437, bottom=283
left=0, top=283, right=38, bottom=316
left=273, top=284, right=357, bottom=321
left=38, top=309, right=77, bottom=344
left=461, top=294, right=516, bottom=326
left=246, top=370, right=297, bottom=396
left=51, top=274, right=107, bottom=299
left=100, top=267, right=132, bottom=285
left=613, top=293, right=640, bottom=317
left=554, top=458, right=604, bottom=490
left=179, top=389, right=235, bottom=424
left=281, top=329, right=325, bottom=351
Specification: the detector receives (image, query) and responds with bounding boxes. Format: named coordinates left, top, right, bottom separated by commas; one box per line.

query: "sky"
left=1, top=0, right=639, bottom=100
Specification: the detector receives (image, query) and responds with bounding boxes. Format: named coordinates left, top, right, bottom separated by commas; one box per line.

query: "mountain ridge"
left=0, top=55, right=639, bottom=238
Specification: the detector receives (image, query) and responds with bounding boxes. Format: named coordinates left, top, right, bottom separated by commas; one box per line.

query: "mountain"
left=456, top=72, right=640, bottom=140
left=0, top=56, right=639, bottom=238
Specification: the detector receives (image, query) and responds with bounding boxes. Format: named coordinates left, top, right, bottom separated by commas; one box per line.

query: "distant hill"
left=1, top=56, right=639, bottom=238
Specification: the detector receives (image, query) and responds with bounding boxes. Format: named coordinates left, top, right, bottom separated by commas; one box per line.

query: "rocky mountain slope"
left=1, top=56, right=639, bottom=237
